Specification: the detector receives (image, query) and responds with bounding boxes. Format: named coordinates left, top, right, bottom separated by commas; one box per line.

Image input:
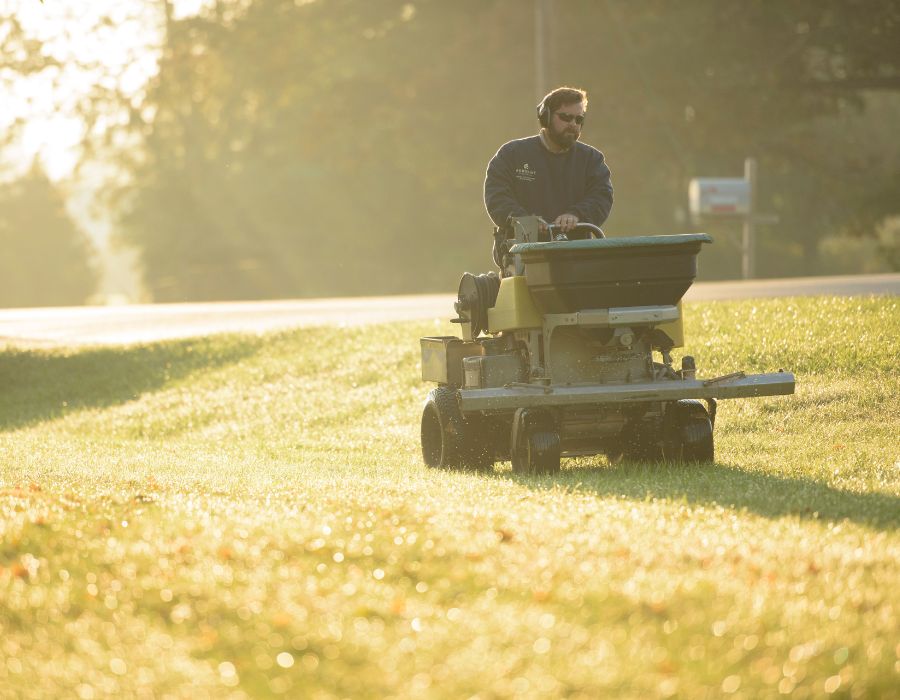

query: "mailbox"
left=688, top=178, right=750, bottom=218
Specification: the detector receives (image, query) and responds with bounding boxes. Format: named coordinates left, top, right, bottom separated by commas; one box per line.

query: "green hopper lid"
left=510, top=233, right=713, bottom=255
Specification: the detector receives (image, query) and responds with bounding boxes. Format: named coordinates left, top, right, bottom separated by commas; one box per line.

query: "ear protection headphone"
left=536, top=97, right=550, bottom=128
left=537, top=91, right=586, bottom=128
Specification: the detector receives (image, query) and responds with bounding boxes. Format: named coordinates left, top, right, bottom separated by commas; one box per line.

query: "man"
left=484, top=86, right=613, bottom=240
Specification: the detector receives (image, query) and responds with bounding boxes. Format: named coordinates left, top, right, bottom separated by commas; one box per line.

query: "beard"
left=548, top=123, right=580, bottom=149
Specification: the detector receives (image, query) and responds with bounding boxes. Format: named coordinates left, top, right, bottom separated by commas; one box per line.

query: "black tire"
left=609, top=419, right=663, bottom=463
left=421, top=387, right=493, bottom=470
left=510, top=408, right=560, bottom=475
left=663, top=400, right=714, bottom=463
left=462, top=417, right=495, bottom=471
left=527, top=431, right=561, bottom=474
left=510, top=408, right=528, bottom=474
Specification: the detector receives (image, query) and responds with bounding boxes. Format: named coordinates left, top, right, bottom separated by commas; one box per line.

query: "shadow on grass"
left=0, top=335, right=264, bottom=432
left=492, top=460, right=900, bottom=530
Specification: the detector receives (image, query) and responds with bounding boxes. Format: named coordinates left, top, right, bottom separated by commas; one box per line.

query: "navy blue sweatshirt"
left=484, top=135, right=613, bottom=228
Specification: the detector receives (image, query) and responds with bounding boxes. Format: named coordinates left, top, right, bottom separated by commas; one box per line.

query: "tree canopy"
left=11, top=0, right=900, bottom=302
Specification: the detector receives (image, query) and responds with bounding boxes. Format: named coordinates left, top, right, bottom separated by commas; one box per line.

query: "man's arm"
left=567, top=151, right=614, bottom=227
left=484, top=145, right=529, bottom=227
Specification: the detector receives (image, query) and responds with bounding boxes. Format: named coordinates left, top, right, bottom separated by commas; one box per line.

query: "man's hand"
left=553, top=213, right=579, bottom=233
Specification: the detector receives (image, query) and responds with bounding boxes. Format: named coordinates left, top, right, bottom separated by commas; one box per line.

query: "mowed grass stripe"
left=0, top=296, right=898, bottom=698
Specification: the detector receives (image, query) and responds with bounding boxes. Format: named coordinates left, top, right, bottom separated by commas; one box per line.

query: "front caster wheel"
left=607, top=419, right=663, bottom=464
left=510, top=408, right=560, bottom=475
left=663, top=399, right=714, bottom=463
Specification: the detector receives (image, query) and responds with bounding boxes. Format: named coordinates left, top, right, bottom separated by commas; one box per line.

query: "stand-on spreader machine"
left=420, top=216, right=795, bottom=473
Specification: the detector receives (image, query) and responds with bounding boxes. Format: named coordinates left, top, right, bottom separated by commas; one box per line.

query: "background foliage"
left=3, top=0, right=900, bottom=303
left=0, top=165, right=95, bottom=307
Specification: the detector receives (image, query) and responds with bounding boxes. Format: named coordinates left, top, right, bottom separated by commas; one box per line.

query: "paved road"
left=682, top=273, right=900, bottom=301
left=0, top=274, right=896, bottom=347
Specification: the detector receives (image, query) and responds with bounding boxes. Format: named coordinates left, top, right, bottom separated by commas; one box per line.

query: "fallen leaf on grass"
left=272, top=612, right=293, bottom=628
left=532, top=588, right=551, bottom=602
left=496, top=529, right=514, bottom=543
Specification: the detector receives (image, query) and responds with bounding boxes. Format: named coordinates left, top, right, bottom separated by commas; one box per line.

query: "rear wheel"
left=421, top=387, right=493, bottom=470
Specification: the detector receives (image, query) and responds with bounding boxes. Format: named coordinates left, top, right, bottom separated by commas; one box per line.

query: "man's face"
left=547, top=100, right=585, bottom=149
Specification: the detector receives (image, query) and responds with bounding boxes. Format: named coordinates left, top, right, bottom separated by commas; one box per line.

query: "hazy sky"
left=1, top=0, right=216, bottom=300
left=3, top=0, right=212, bottom=179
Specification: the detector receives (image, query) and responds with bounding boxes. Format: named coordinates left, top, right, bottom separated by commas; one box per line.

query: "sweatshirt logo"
left=515, top=163, right=536, bottom=182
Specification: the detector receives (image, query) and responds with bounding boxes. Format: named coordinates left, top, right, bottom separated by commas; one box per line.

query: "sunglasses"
left=555, top=112, right=585, bottom=125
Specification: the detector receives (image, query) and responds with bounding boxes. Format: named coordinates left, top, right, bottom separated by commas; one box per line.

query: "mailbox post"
left=688, top=157, right=772, bottom=279
left=743, top=158, right=757, bottom=279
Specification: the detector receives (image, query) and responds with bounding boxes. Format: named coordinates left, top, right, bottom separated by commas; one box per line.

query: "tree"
left=555, top=0, right=900, bottom=276
left=108, top=0, right=900, bottom=298
left=0, top=164, right=97, bottom=307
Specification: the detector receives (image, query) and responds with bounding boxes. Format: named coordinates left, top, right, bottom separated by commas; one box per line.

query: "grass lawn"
left=0, top=296, right=897, bottom=699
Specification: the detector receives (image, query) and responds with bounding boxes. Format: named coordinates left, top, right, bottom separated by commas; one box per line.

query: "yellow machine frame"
left=488, top=275, right=684, bottom=347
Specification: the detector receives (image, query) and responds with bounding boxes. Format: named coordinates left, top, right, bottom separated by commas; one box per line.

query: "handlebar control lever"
left=545, top=223, right=605, bottom=241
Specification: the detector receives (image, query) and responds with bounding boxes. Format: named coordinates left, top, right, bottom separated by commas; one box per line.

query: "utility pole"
left=163, top=0, right=173, bottom=37
left=535, top=0, right=554, bottom=101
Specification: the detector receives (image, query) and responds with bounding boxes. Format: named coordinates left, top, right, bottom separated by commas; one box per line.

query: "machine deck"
left=459, top=371, right=795, bottom=411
